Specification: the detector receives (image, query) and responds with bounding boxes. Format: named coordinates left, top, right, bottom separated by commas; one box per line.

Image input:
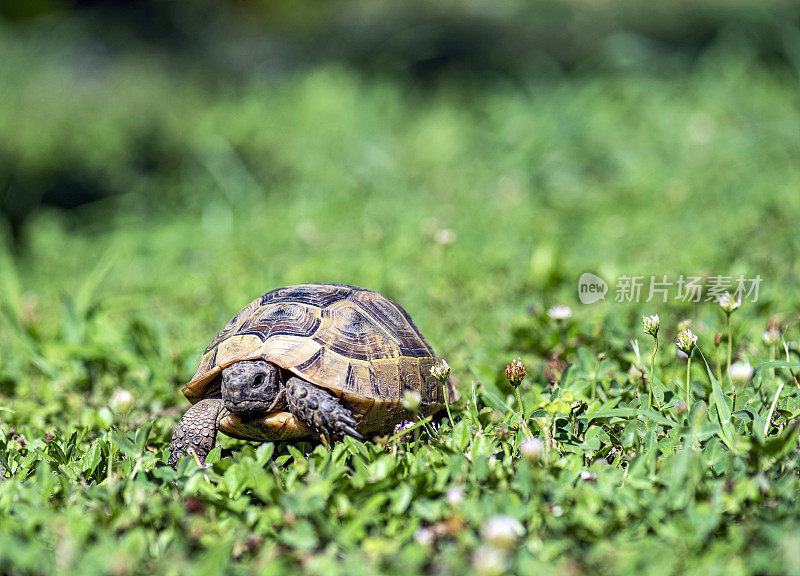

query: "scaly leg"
left=285, top=377, right=363, bottom=440
left=168, top=398, right=229, bottom=467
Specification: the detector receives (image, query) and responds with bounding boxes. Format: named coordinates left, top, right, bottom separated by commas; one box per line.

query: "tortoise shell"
left=183, top=283, right=455, bottom=441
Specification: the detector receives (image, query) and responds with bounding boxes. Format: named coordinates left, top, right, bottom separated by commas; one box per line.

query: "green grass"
left=2, top=40, right=800, bottom=575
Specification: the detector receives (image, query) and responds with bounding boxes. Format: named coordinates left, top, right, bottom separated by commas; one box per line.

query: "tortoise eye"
left=252, top=374, right=265, bottom=388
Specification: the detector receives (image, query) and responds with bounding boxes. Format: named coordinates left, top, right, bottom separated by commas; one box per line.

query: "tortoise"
left=168, top=283, right=456, bottom=466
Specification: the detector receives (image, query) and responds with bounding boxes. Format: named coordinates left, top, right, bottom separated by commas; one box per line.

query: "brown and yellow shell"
left=182, top=283, right=456, bottom=441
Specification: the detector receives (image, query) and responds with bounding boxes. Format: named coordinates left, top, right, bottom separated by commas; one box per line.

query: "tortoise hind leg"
left=168, top=398, right=230, bottom=467
left=285, top=377, right=363, bottom=440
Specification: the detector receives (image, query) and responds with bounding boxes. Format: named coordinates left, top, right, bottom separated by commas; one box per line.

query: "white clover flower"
left=480, top=515, right=524, bottom=550
left=402, top=390, right=422, bottom=411
left=579, top=470, right=597, bottom=482
left=446, top=486, right=465, bottom=506
left=728, top=361, right=754, bottom=385
left=718, top=292, right=741, bottom=314
left=519, top=437, right=544, bottom=462
left=392, top=420, right=415, bottom=437
left=430, top=359, right=451, bottom=383
left=413, top=527, right=435, bottom=547
left=676, top=329, right=698, bottom=355
left=472, top=545, right=508, bottom=576
left=547, top=305, right=573, bottom=320
left=434, top=228, right=457, bottom=245
left=642, top=314, right=660, bottom=337
left=109, top=389, right=135, bottom=414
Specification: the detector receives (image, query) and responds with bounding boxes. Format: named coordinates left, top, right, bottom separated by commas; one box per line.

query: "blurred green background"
left=2, top=1, right=800, bottom=574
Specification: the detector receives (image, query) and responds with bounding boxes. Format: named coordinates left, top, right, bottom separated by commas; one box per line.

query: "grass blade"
left=696, top=349, right=734, bottom=447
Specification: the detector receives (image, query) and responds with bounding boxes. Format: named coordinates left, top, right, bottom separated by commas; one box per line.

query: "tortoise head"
left=222, top=360, right=282, bottom=414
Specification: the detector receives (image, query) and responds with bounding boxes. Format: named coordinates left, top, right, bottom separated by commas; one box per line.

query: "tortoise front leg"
left=168, top=398, right=230, bottom=468
left=285, top=377, right=363, bottom=440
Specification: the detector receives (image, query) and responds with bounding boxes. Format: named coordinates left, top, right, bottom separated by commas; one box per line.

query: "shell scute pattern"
left=350, top=290, right=434, bottom=358
left=260, top=283, right=356, bottom=308
left=239, top=302, right=322, bottom=342
left=313, top=302, right=398, bottom=362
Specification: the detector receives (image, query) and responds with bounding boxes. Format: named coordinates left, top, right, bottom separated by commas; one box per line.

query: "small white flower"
left=728, top=361, right=754, bottom=384
left=109, top=389, right=135, bottom=414
left=414, top=527, right=435, bottom=547
left=519, top=437, right=544, bottom=462
left=550, top=504, right=564, bottom=517
left=547, top=305, right=573, bottom=320
left=676, top=329, right=698, bottom=355
left=430, top=359, right=451, bottom=383
left=642, top=314, right=660, bottom=337
left=718, top=292, right=741, bottom=314
left=445, top=486, right=465, bottom=506
left=392, top=420, right=415, bottom=437
left=472, top=546, right=509, bottom=576
left=481, top=515, right=524, bottom=550
left=434, top=228, right=457, bottom=245
left=401, top=390, right=422, bottom=411
left=579, top=470, right=597, bottom=482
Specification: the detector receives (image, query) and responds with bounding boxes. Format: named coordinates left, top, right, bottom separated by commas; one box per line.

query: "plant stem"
left=686, top=353, right=692, bottom=412
left=535, top=417, right=551, bottom=465
left=649, top=337, right=660, bottom=411
left=514, top=387, right=534, bottom=440
left=442, top=383, right=456, bottom=429
left=672, top=351, right=679, bottom=396
left=726, top=314, right=733, bottom=392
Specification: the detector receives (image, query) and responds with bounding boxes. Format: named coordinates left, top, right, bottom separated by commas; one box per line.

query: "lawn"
left=2, top=14, right=800, bottom=575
